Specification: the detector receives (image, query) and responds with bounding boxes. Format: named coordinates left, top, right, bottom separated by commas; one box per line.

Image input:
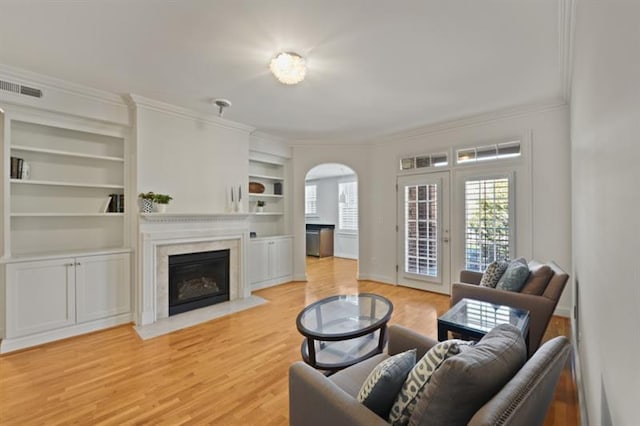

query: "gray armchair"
left=451, top=260, right=569, bottom=357
left=289, top=324, right=570, bottom=426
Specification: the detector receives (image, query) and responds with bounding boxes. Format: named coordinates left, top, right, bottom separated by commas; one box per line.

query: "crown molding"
left=371, top=101, right=568, bottom=146
left=127, top=94, right=255, bottom=134
left=0, top=63, right=127, bottom=107
left=559, top=0, right=577, bottom=102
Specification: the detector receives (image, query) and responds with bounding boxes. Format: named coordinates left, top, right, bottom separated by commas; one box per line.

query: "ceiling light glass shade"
left=269, top=52, right=306, bottom=85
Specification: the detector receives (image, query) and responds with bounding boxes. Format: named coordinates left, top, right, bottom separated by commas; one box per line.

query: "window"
left=305, top=184, right=317, bottom=216
left=404, top=183, right=438, bottom=277
left=457, top=141, right=521, bottom=164
left=400, top=152, right=448, bottom=171
left=338, top=181, right=358, bottom=231
left=464, top=177, right=511, bottom=272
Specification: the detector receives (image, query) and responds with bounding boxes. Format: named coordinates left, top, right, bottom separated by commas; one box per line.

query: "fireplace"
left=168, top=249, right=230, bottom=316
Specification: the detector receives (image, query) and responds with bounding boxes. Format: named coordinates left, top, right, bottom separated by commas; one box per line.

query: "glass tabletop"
left=439, top=298, right=529, bottom=334
left=296, top=293, right=393, bottom=339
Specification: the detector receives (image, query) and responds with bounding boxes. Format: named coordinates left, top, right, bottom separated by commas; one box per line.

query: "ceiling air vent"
left=0, top=79, right=43, bottom=98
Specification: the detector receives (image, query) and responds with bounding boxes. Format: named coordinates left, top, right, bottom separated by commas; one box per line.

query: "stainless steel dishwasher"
left=306, top=230, right=320, bottom=256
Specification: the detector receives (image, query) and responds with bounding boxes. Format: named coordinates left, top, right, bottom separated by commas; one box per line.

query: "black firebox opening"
left=168, top=249, right=230, bottom=316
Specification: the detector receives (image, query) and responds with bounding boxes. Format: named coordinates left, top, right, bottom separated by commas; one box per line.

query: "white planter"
left=256, top=206, right=264, bottom=213
left=154, top=203, right=168, bottom=213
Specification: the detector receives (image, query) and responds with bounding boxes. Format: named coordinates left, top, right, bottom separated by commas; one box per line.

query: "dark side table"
left=438, top=298, right=530, bottom=352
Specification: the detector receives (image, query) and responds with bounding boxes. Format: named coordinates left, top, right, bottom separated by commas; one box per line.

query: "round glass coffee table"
left=296, top=293, right=394, bottom=373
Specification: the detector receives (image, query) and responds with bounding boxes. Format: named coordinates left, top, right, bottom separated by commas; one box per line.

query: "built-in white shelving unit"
left=248, top=156, right=286, bottom=237
left=4, top=117, right=129, bottom=257
left=0, top=105, right=132, bottom=353
left=247, top=153, right=292, bottom=290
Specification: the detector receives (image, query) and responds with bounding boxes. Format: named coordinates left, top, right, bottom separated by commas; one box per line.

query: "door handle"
left=442, top=237, right=449, bottom=243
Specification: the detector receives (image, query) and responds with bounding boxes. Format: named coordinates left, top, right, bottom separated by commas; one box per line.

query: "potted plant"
left=138, top=191, right=155, bottom=213
left=153, top=193, right=173, bottom=213
left=256, top=200, right=265, bottom=213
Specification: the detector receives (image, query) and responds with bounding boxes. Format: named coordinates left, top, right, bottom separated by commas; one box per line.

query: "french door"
left=397, top=172, right=450, bottom=294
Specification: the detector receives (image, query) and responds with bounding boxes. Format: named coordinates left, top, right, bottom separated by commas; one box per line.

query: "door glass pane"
left=464, top=177, right=510, bottom=271
left=404, top=184, right=438, bottom=277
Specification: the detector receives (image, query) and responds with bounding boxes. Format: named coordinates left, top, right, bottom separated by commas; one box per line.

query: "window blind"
left=404, top=183, right=438, bottom=277
left=305, top=184, right=317, bottom=215
left=338, top=181, right=358, bottom=231
left=464, top=177, right=511, bottom=271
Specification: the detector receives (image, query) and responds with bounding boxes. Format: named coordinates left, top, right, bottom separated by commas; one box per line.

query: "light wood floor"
left=0, top=257, right=578, bottom=425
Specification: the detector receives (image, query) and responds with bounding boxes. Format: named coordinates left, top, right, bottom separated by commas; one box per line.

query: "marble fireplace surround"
left=138, top=214, right=251, bottom=326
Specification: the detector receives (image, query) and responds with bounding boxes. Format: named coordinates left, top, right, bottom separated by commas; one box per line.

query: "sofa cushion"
left=521, top=263, right=553, bottom=295
left=388, top=340, right=470, bottom=426
left=479, top=260, right=508, bottom=288
left=408, top=324, right=527, bottom=426
left=357, top=349, right=416, bottom=419
left=496, top=258, right=530, bottom=292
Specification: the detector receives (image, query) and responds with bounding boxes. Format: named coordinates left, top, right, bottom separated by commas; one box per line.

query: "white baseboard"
left=334, top=253, right=358, bottom=260
left=293, top=273, right=307, bottom=282
left=357, top=273, right=396, bottom=285
left=0, top=313, right=132, bottom=354
left=554, top=305, right=571, bottom=318
left=251, top=275, right=293, bottom=291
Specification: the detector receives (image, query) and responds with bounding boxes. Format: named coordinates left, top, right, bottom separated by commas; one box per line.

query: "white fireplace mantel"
left=138, top=214, right=250, bottom=326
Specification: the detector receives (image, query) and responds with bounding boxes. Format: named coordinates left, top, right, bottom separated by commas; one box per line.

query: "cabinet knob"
left=75, top=262, right=81, bottom=266
left=65, top=263, right=74, bottom=267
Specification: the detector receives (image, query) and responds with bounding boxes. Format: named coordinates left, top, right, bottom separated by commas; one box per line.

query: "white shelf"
left=11, top=213, right=125, bottom=217
left=10, top=179, right=124, bottom=189
left=11, top=145, right=125, bottom=162
left=252, top=212, right=284, bottom=216
left=249, top=174, right=283, bottom=181
left=249, top=193, right=283, bottom=198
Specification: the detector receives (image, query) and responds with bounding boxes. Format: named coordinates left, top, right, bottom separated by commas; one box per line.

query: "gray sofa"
left=289, top=324, right=570, bottom=426
left=451, top=260, right=569, bottom=357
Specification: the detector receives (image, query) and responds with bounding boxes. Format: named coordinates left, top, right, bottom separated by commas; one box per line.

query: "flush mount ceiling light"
left=269, top=52, right=306, bottom=85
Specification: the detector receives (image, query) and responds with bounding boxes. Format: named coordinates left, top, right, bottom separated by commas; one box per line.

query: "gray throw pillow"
left=357, top=349, right=416, bottom=419
left=388, top=340, right=472, bottom=426
left=479, top=260, right=509, bottom=288
left=496, top=259, right=530, bottom=292
left=408, top=324, right=527, bottom=426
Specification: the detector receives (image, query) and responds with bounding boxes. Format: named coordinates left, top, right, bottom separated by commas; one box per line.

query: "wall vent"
left=0, top=79, right=43, bottom=98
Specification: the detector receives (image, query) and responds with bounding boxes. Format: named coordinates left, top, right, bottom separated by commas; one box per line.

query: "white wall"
left=133, top=98, right=252, bottom=213
left=292, top=106, right=572, bottom=315
left=570, top=2, right=640, bottom=424
left=306, top=174, right=359, bottom=259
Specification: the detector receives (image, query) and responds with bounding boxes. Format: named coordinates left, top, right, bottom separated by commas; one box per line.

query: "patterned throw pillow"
left=357, top=349, right=417, bottom=419
left=479, top=260, right=509, bottom=288
left=496, top=258, right=530, bottom=292
left=388, top=340, right=472, bottom=426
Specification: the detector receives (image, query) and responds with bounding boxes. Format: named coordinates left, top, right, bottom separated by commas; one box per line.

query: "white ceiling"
left=0, top=0, right=564, bottom=142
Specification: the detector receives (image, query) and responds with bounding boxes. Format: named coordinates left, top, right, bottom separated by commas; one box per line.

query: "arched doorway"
left=304, top=163, right=359, bottom=277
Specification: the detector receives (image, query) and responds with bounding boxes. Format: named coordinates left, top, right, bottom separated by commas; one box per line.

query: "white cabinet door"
left=75, top=253, right=131, bottom=323
left=273, top=238, right=293, bottom=278
left=249, top=240, right=271, bottom=285
left=6, top=258, right=76, bottom=338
